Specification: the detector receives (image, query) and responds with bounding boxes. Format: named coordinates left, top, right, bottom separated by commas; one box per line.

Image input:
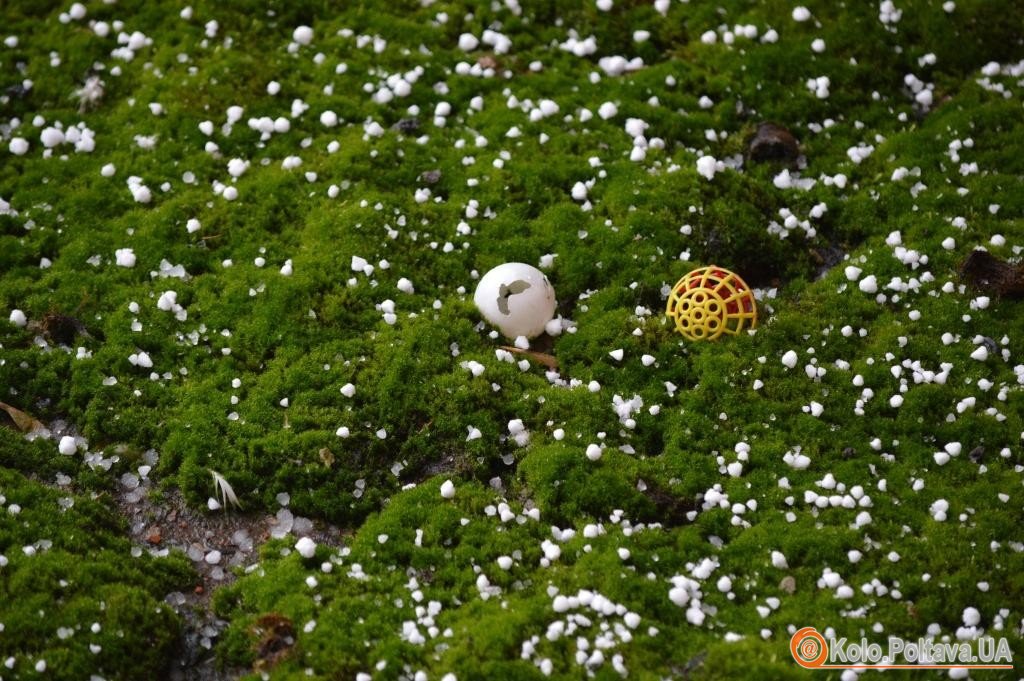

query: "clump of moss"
left=0, top=467, right=193, bottom=679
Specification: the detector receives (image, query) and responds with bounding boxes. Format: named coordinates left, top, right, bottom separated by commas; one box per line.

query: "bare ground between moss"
left=108, top=475, right=347, bottom=680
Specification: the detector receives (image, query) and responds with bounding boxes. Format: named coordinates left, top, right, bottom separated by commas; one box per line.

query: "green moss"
left=0, top=468, right=193, bottom=679
left=4, top=0, right=1024, bottom=678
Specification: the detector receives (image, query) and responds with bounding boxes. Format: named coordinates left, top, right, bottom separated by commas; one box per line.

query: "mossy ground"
left=2, top=0, right=1023, bottom=679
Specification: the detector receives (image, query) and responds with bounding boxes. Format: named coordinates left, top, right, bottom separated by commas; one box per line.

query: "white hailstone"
left=970, top=346, right=988, bottom=361
left=8, top=137, right=28, bottom=155
left=223, top=186, right=238, bottom=201
left=320, top=110, right=338, bottom=127
left=716, top=576, right=732, bottom=592
left=771, top=551, right=788, bottom=568
left=668, top=587, right=689, bottom=607
left=598, top=102, right=618, bottom=119
left=811, top=38, right=826, bottom=52
left=545, top=318, right=563, bottom=336
left=538, top=99, right=559, bottom=117
left=9, top=309, right=27, bottom=327
left=40, top=127, right=64, bottom=147
left=340, top=383, right=356, bottom=398
left=781, top=350, right=798, bottom=368
left=497, top=556, right=513, bottom=570
left=458, top=33, right=479, bottom=51
left=335, top=426, right=350, bottom=438
left=571, top=182, right=588, bottom=201
left=295, top=536, right=317, bottom=558
left=585, top=443, right=603, bottom=461
left=962, top=607, right=980, bottom=627
left=205, top=550, right=222, bottom=565
left=473, top=263, right=557, bottom=339
left=129, top=181, right=152, bottom=204
left=792, top=6, right=811, bottom=21
left=397, top=277, right=414, bottom=294
left=115, top=248, right=136, bottom=267
left=696, top=155, right=721, bottom=180
left=942, top=237, right=956, bottom=250
left=130, top=351, right=153, bottom=368
left=101, top=163, right=116, bottom=177
left=153, top=288, right=174, bottom=311
left=227, top=158, right=249, bottom=177
left=807, top=76, right=831, bottom=99
left=186, top=218, right=202, bottom=233
left=293, top=25, right=314, bottom=46
left=58, top=435, right=78, bottom=456
left=69, top=2, right=86, bottom=19
left=440, top=479, right=455, bottom=499
left=858, top=275, right=878, bottom=293
left=609, top=349, right=624, bottom=361
left=541, top=539, right=561, bottom=562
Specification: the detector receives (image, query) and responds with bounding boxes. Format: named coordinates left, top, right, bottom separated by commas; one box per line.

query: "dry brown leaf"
left=0, top=401, right=46, bottom=433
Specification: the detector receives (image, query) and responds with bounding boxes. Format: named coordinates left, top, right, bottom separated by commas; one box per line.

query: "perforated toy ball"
left=474, top=262, right=557, bottom=339
left=666, top=266, right=757, bottom=341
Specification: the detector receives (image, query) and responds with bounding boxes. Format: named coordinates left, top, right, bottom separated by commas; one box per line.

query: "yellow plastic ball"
left=666, top=266, right=758, bottom=341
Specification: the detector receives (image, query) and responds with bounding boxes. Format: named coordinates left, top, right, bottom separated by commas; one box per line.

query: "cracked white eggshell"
left=474, top=262, right=556, bottom=339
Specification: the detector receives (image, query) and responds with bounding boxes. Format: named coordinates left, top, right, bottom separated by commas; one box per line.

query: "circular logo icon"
left=791, top=627, right=829, bottom=668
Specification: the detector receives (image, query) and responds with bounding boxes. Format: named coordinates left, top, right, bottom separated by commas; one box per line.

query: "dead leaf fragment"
left=0, top=401, right=46, bottom=434
left=253, top=613, right=296, bottom=669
